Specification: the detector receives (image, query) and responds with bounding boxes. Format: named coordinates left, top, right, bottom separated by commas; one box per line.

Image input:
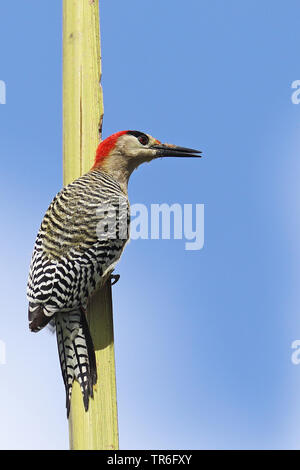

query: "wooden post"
left=63, top=0, right=119, bottom=450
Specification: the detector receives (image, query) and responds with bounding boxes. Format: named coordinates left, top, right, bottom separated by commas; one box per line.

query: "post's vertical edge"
left=63, top=0, right=119, bottom=450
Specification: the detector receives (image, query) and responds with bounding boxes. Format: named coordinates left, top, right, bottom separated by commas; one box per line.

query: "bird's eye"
left=138, top=135, right=149, bottom=146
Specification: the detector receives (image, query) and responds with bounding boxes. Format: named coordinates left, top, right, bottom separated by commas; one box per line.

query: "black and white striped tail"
left=55, top=309, right=97, bottom=417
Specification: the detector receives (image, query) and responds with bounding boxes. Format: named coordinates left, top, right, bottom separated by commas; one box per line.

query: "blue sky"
left=1, top=0, right=300, bottom=449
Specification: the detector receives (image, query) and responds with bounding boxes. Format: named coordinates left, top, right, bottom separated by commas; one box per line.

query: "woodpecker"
left=27, top=130, right=201, bottom=416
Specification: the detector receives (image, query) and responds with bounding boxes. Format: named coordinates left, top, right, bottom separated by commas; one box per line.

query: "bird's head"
left=91, top=130, right=201, bottom=191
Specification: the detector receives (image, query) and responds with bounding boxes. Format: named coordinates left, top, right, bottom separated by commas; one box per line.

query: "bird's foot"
left=110, top=274, right=120, bottom=286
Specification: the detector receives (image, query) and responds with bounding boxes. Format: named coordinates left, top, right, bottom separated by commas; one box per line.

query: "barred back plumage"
left=27, top=169, right=130, bottom=416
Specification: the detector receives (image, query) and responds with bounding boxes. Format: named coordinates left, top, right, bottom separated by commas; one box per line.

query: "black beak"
left=152, top=144, right=202, bottom=158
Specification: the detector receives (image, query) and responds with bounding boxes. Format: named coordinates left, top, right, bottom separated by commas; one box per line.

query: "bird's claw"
left=110, top=274, right=120, bottom=286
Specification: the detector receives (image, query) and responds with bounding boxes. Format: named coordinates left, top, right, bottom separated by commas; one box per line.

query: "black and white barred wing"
left=27, top=171, right=129, bottom=331
left=27, top=232, right=59, bottom=331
